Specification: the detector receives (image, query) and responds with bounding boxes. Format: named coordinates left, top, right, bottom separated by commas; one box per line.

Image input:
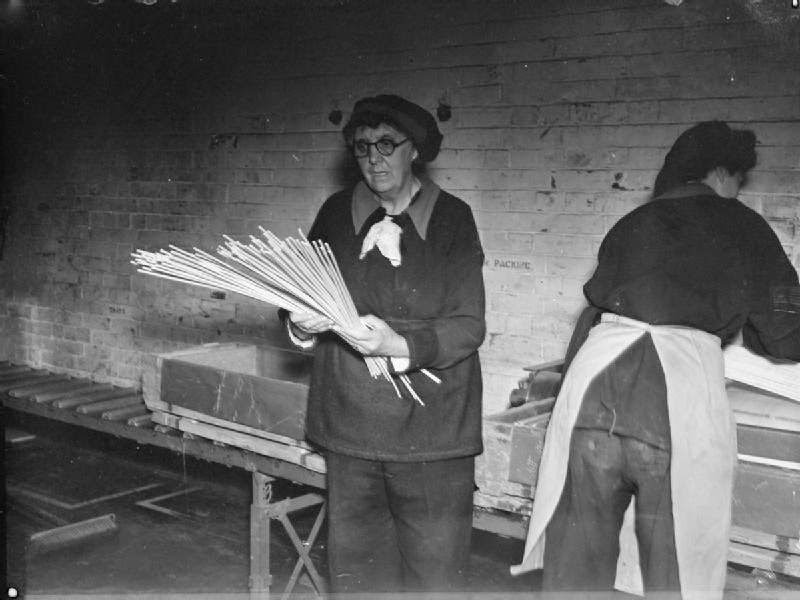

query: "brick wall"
left=2, top=0, right=798, bottom=414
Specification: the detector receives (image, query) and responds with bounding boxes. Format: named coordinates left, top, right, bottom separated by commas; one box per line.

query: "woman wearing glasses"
left=284, top=94, right=486, bottom=594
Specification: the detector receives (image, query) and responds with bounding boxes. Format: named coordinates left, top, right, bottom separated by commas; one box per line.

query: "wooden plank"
left=32, top=383, right=113, bottom=403
left=126, top=414, right=153, bottom=427
left=730, top=526, right=800, bottom=556
left=724, top=345, right=800, bottom=402
left=177, top=419, right=326, bottom=474
left=732, top=462, right=800, bottom=539
left=53, top=388, right=137, bottom=409
left=168, top=405, right=314, bottom=450
left=728, top=541, right=800, bottom=578
left=75, top=395, right=142, bottom=415
left=507, top=412, right=550, bottom=487
left=101, top=405, right=149, bottom=422
left=142, top=397, right=170, bottom=412
left=472, top=507, right=527, bottom=539
left=738, top=455, right=800, bottom=472
left=729, top=383, right=800, bottom=433
left=0, top=373, right=51, bottom=391
left=7, top=377, right=75, bottom=398
left=736, top=425, right=800, bottom=463
left=150, top=410, right=181, bottom=429
left=0, top=366, right=32, bottom=377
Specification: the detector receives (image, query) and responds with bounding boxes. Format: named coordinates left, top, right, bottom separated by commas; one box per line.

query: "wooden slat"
left=729, top=384, right=800, bottom=433
left=472, top=507, right=527, bottom=539
left=733, top=462, right=800, bottom=539
left=728, top=541, right=800, bottom=578
left=0, top=366, right=32, bottom=377
left=167, top=405, right=314, bottom=450
left=0, top=373, right=51, bottom=391
left=126, top=414, right=153, bottom=427
left=177, top=419, right=326, bottom=474
left=35, top=382, right=116, bottom=404
left=101, top=405, right=149, bottom=422
left=30, top=382, right=107, bottom=404
left=75, top=394, right=141, bottom=415
left=7, top=377, right=74, bottom=398
left=150, top=410, right=180, bottom=429
left=75, top=391, right=144, bottom=415
left=736, top=425, right=800, bottom=463
left=730, top=526, right=800, bottom=556
left=738, top=454, right=800, bottom=472
left=53, top=388, right=136, bottom=409
left=724, top=345, right=800, bottom=402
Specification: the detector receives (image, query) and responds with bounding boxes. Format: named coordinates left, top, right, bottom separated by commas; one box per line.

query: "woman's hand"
left=289, top=312, right=334, bottom=337
left=338, top=314, right=409, bottom=357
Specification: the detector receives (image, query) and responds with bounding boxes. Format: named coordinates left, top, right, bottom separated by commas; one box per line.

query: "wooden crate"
left=474, top=398, right=553, bottom=511
left=152, top=343, right=313, bottom=442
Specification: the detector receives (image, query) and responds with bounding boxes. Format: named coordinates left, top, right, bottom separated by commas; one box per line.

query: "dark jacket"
left=302, top=179, right=486, bottom=461
left=572, top=183, right=800, bottom=446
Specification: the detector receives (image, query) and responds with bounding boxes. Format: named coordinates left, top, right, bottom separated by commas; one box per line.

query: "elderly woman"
left=285, top=94, right=486, bottom=594
left=512, top=121, right=800, bottom=598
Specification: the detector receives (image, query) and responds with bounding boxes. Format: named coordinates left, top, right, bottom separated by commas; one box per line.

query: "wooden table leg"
left=250, top=472, right=275, bottom=600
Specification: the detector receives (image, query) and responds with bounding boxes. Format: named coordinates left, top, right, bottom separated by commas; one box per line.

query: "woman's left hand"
left=338, top=314, right=409, bottom=357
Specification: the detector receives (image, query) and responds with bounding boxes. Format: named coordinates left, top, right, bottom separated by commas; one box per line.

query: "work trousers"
left=542, top=429, right=680, bottom=595
left=324, top=451, right=475, bottom=595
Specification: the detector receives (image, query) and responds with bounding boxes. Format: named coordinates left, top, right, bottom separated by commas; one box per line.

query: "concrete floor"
left=4, top=412, right=799, bottom=600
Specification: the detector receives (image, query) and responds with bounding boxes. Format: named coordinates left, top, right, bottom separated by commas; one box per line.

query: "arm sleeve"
left=742, top=218, right=800, bottom=361
left=401, top=205, right=486, bottom=370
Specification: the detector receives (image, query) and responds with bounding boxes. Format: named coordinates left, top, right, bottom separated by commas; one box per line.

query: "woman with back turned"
left=512, top=121, right=800, bottom=599
left=284, top=94, right=486, bottom=595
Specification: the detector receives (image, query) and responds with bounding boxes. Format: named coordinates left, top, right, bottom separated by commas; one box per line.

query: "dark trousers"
left=324, top=451, right=475, bottom=595
left=543, top=429, right=680, bottom=595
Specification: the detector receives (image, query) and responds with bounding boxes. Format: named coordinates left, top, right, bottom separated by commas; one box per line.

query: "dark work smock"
left=302, top=178, right=486, bottom=462
left=572, top=183, right=800, bottom=448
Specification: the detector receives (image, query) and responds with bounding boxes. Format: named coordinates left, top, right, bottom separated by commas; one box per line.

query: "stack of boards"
left=722, top=345, right=800, bottom=578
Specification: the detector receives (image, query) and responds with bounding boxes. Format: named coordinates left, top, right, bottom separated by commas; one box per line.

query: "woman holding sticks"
left=283, top=94, right=486, bottom=594
left=512, top=121, right=800, bottom=598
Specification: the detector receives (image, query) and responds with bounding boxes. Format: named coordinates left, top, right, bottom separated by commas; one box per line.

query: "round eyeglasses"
left=352, top=138, right=410, bottom=158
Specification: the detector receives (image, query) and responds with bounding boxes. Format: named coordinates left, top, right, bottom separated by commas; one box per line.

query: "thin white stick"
left=399, top=374, right=425, bottom=406
left=420, top=369, right=441, bottom=384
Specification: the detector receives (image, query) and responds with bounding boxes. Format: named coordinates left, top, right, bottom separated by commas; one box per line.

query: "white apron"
left=511, top=314, right=737, bottom=600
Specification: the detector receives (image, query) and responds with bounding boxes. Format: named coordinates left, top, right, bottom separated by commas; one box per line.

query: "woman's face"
left=353, top=123, right=418, bottom=199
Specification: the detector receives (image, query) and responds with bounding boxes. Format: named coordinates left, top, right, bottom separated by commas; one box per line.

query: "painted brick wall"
left=2, top=0, right=798, bottom=414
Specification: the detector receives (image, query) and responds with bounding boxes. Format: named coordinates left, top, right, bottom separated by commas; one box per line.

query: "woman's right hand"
left=289, top=312, right=335, bottom=335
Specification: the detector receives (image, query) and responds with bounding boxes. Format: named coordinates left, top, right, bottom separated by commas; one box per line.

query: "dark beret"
left=343, top=94, right=443, bottom=162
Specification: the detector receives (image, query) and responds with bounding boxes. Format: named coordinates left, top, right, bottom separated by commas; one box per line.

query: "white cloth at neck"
left=359, top=215, right=402, bottom=266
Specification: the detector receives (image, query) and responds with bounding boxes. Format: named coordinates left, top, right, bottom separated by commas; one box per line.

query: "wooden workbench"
left=1, top=361, right=524, bottom=598
left=0, top=362, right=327, bottom=599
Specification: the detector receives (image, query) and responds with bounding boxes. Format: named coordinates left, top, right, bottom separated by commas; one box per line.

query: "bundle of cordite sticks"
left=131, top=228, right=438, bottom=405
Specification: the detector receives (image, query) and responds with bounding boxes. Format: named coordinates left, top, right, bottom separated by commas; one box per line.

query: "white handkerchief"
left=359, top=215, right=402, bottom=266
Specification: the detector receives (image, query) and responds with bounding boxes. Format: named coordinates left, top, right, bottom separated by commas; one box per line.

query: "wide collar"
left=351, top=177, right=441, bottom=240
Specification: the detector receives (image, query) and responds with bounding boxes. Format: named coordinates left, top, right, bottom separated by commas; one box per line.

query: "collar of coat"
left=654, top=182, right=719, bottom=200
left=351, top=177, right=440, bottom=240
